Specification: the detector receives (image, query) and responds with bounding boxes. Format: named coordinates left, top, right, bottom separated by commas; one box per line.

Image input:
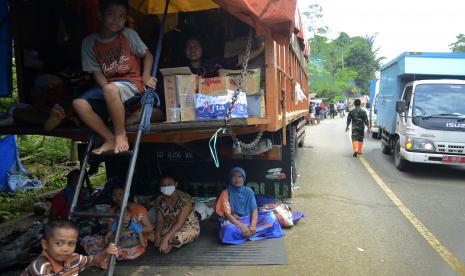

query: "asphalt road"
left=80, top=117, right=465, bottom=275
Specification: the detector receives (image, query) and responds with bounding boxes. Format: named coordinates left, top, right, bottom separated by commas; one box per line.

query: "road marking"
left=358, top=155, right=465, bottom=275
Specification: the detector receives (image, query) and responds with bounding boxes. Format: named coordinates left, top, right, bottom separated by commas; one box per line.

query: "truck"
left=0, top=0, right=309, bottom=198
left=376, top=52, right=465, bottom=171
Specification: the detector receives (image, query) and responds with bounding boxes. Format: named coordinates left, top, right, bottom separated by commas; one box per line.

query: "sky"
left=297, top=0, right=465, bottom=64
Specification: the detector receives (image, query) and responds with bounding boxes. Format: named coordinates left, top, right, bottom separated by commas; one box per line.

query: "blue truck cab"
left=377, top=52, right=465, bottom=170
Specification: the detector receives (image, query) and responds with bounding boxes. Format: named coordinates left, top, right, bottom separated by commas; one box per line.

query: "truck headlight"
left=405, top=138, right=413, bottom=150
left=411, top=138, right=435, bottom=152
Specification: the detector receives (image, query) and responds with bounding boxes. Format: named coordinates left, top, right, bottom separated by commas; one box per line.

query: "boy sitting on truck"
left=72, top=0, right=157, bottom=154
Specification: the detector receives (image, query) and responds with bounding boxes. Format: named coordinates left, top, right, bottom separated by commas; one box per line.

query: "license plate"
left=442, top=155, right=465, bottom=163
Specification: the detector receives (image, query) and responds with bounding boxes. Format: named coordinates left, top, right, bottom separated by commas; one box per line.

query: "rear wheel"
left=284, top=125, right=298, bottom=185
left=289, top=126, right=298, bottom=182
left=381, top=130, right=391, bottom=154
left=394, top=138, right=410, bottom=171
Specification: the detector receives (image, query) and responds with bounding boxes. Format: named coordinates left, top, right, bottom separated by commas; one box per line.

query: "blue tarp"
left=0, top=135, right=42, bottom=193
left=0, top=1, right=12, bottom=97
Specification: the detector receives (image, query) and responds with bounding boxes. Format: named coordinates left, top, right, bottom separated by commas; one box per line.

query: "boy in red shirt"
left=22, top=219, right=117, bottom=275
left=73, top=0, right=157, bottom=154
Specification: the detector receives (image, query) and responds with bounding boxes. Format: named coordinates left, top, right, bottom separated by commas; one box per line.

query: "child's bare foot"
left=92, top=140, right=115, bottom=154
left=114, top=134, right=129, bottom=153
left=44, top=104, right=66, bottom=131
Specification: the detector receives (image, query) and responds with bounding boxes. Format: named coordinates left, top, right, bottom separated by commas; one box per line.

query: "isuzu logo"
left=446, top=123, right=465, bottom=128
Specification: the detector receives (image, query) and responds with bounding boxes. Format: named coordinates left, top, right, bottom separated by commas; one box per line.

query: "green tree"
left=449, top=34, right=465, bottom=52
left=304, top=5, right=382, bottom=99
left=303, top=4, right=328, bottom=36
left=344, top=37, right=379, bottom=94
left=334, top=67, right=358, bottom=93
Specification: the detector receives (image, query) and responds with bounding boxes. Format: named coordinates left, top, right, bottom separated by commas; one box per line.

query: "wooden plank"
left=265, top=33, right=281, bottom=133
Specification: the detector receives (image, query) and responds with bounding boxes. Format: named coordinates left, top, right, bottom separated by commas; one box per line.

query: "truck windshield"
left=413, top=84, right=465, bottom=119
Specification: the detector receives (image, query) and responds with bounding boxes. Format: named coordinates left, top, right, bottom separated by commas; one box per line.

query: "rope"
left=138, top=90, right=160, bottom=132
left=209, top=128, right=227, bottom=168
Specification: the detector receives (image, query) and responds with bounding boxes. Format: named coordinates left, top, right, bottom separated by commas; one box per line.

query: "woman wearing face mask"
left=216, top=167, right=285, bottom=244
left=152, top=176, right=200, bottom=254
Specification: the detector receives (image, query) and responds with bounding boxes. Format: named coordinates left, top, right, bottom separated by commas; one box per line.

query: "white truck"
left=376, top=52, right=465, bottom=170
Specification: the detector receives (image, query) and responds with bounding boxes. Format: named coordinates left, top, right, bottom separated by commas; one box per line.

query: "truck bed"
left=0, top=117, right=275, bottom=143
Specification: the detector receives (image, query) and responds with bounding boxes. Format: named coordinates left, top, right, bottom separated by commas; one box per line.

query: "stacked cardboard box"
left=218, top=69, right=265, bottom=118
left=161, top=67, right=261, bottom=121
left=196, top=76, right=248, bottom=120
left=218, top=69, right=261, bottom=95
left=160, top=67, right=197, bottom=122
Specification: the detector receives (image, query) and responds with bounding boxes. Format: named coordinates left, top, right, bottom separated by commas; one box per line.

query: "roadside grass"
left=0, top=64, right=17, bottom=112
left=0, top=136, right=107, bottom=223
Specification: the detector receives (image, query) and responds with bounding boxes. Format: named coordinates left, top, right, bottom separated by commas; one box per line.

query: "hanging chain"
left=224, top=28, right=264, bottom=149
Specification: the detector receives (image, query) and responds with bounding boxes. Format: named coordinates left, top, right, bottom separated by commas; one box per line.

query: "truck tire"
left=290, top=126, right=298, bottom=183
left=298, top=136, right=305, bottom=147
left=381, top=142, right=391, bottom=154
left=284, top=126, right=298, bottom=184
left=394, top=138, right=410, bottom=171
left=380, top=130, right=391, bottom=154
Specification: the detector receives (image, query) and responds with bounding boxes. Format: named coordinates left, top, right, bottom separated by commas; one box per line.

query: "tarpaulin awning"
left=129, top=0, right=219, bottom=14
left=213, top=0, right=297, bottom=45
left=294, top=7, right=309, bottom=57
left=129, top=0, right=298, bottom=45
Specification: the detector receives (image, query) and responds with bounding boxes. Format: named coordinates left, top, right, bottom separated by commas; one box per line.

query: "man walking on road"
left=346, top=99, right=370, bottom=157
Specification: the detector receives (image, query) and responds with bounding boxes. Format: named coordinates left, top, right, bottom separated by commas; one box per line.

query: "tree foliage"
left=449, top=34, right=465, bottom=52
left=304, top=5, right=382, bottom=100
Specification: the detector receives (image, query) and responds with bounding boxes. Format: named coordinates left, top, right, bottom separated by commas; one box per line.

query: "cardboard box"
left=247, top=95, right=266, bottom=117
left=224, top=36, right=260, bottom=58
left=198, top=77, right=235, bottom=95
left=218, top=69, right=261, bottom=95
left=195, top=90, right=248, bottom=120
left=160, top=67, right=197, bottom=122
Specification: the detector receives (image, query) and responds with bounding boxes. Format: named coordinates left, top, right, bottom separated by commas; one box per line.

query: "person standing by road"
left=315, top=104, right=321, bottom=124
left=346, top=99, right=370, bottom=157
left=337, top=101, right=345, bottom=118
left=329, top=102, right=336, bottom=119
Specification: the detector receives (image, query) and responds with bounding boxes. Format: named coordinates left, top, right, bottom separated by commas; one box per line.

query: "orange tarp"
left=130, top=0, right=298, bottom=45
left=129, top=0, right=219, bottom=14
left=213, top=0, right=297, bottom=45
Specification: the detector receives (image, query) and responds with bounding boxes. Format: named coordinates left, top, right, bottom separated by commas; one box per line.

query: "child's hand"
left=105, top=232, right=115, bottom=244
left=143, top=75, right=157, bottom=89
left=106, top=243, right=118, bottom=256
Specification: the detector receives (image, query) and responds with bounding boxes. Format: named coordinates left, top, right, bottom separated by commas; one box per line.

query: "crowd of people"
left=22, top=166, right=286, bottom=275
left=308, top=100, right=347, bottom=125
left=308, top=98, right=371, bottom=157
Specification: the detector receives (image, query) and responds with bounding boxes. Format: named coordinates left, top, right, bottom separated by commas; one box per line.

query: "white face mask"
left=160, top=186, right=176, bottom=196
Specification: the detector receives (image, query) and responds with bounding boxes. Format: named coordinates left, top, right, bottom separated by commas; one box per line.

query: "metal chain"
left=225, top=28, right=264, bottom=149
